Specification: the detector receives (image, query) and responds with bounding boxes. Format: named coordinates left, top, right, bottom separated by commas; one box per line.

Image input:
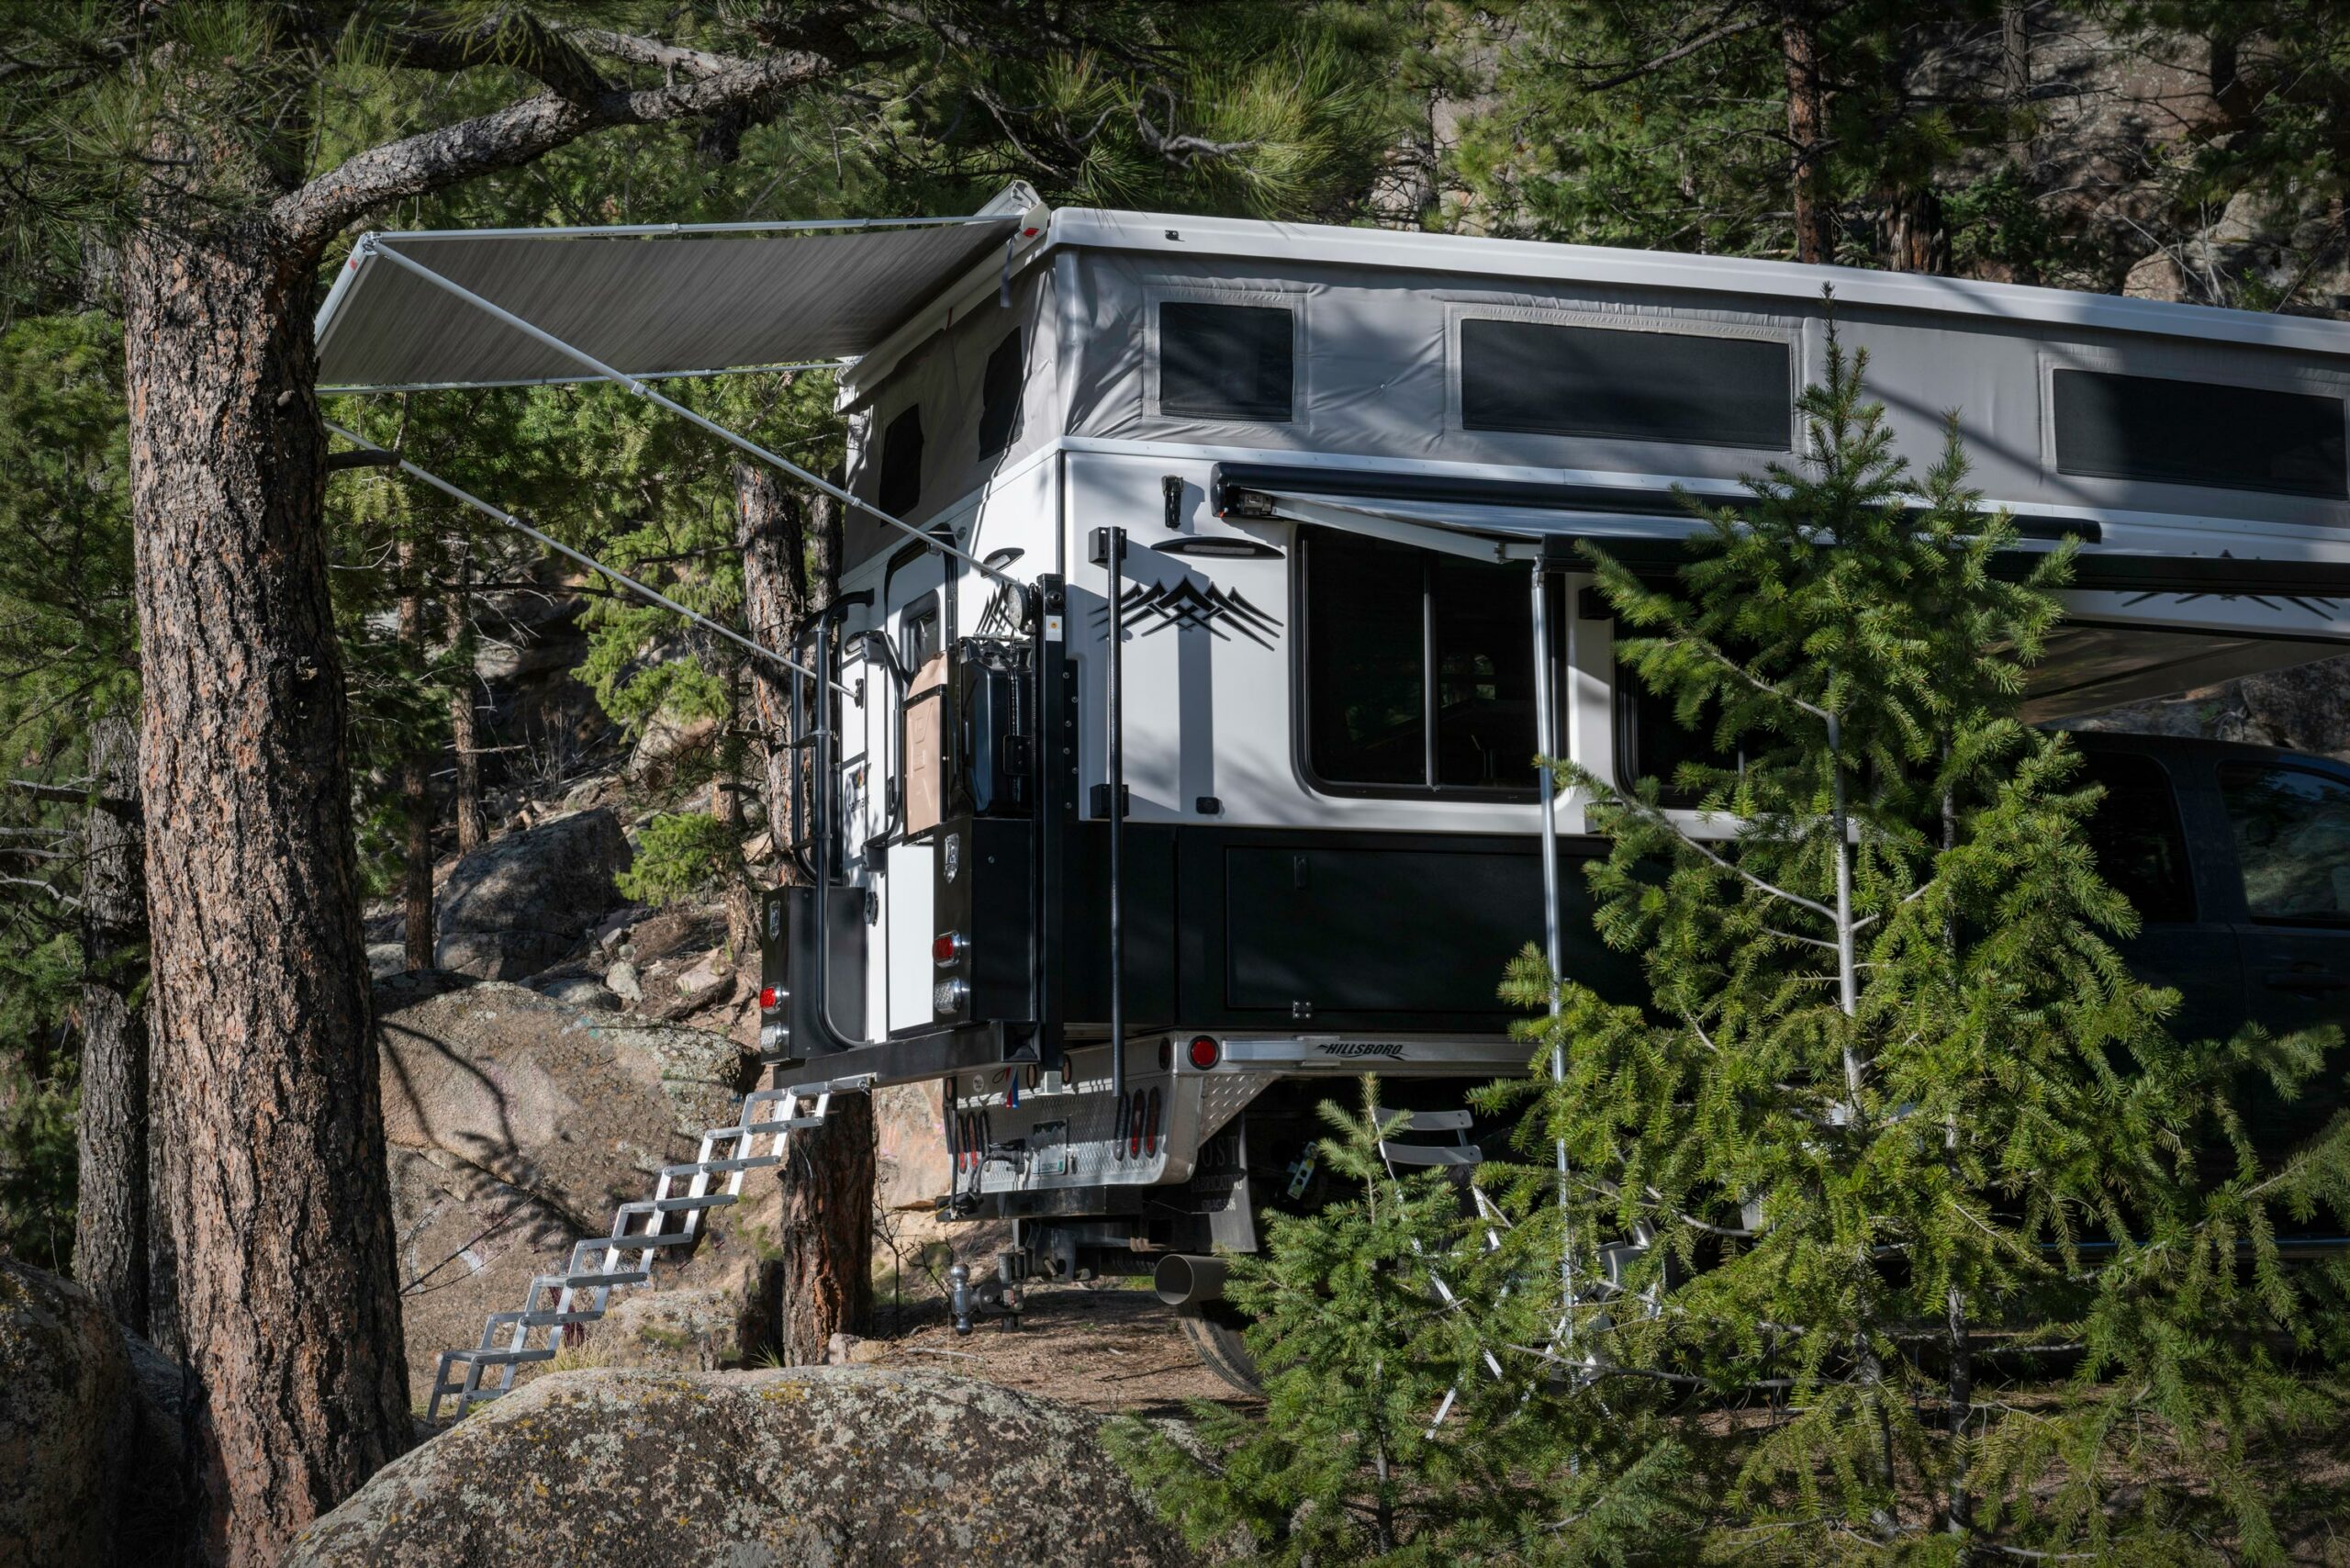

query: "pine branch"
left=275, top=43, right=844, bottom=251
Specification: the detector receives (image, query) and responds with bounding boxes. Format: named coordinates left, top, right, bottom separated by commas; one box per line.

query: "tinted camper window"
left=979, top=330, right=1022, bottom=456
left=1302, top=528, right=1550, bottom=794
left=2053, top=369, right=2347, bottom=499
left=879, top=405, right=923, bottom=516
left=1461, top=319, right=1791, bottom=449
left=1159, top=302, right=1293, bottom=420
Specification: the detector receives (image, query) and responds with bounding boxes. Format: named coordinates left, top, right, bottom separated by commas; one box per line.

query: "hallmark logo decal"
left=1315, top=1040, right=1404, bottom=1060
left=1092, top=580, right=1282, bottom=647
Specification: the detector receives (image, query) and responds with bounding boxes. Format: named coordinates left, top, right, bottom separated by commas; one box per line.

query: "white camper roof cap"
left=312, top=185, right=1046, bottom=394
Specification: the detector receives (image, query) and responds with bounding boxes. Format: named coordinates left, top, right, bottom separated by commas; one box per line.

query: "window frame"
left=2218, top=759, right=2350, bottom=928
left=1292, top=526, right=1563, bottom=801
left=1445, top=303, right=1800, bottom=452
left=1143, top=282, right=1308, bottom=425
left=878, top=402, right=924, bottom=517
left=2037, top=344, right=2350, bottom=509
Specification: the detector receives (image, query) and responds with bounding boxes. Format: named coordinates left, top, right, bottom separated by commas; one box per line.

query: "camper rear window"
left=879, top=405, right=923, bottom=515
left=1159, top=302, right=1293, bottom=421
left=2053, top=369, right=2347, bottom=499
left=1301, top=528, right=1550, bottom=795
left=1460, top=319, right=1791, bottom=449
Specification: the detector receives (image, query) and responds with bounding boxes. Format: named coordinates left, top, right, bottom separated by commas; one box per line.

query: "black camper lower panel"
left=1080, top=822, right=1640, bottom=1033
left=766, top=822, right=1640, bottom=1076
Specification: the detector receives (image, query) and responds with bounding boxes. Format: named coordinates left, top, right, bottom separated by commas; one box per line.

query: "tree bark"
left=399, top=535, right=434, bottom=972
left=1781, top=2, right=1835, bottom=264
left=73, top=711, right=151, bottom=1334
left=1878, top=184, right=1949, bottom=274
left=447, top=543, right=486, bottom=857
left=122, top=219, right=411, bottom=1566
left=736, top=462, right=870, bottom=1358
left=735, top=463, right=811, bottom=841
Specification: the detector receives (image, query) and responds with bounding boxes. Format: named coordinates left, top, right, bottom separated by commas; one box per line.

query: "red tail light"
left=1143, top=1087, right=1161, bottom=1157
left=934, top=933, right=967, bottom=966
left=1187, top=1036, right=1220, bottom=1070
left=759, top=986, right=779, bottom=1011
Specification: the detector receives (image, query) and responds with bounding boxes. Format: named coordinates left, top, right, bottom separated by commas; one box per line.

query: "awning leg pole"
left=1104, top=527, right=1127, bottom=1150
left=1529, top=562, right=1576, bottom=1337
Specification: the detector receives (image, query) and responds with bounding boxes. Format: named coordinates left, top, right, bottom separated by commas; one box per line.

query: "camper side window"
left=2053, top=369, right=2347, bottom=499
left=1301, top=528, right=1549, bottom=796
left=1158, top=302, right=1293, bottom=421
left=979, top=330, right=1022, bottom=456
left=1460, top=318, right=1791, bottom=450
left=879, top=405, right=923, bottom=515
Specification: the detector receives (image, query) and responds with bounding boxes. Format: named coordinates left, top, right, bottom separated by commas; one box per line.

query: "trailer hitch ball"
left=948, top=1262, right=977, bottom=1336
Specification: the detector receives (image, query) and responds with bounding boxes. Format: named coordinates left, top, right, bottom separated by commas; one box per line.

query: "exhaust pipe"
left=1153, top=1253, right=1227, bottom=1308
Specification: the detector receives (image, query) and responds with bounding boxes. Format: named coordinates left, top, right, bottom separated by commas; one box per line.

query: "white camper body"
left=317, top=196, right=2350, bottom=1331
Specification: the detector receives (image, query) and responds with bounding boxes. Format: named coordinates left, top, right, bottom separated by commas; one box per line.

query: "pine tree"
left=1468, top=321, right=2350, bottom=1561
left=1111, top=1078, right=1695, bottom=1564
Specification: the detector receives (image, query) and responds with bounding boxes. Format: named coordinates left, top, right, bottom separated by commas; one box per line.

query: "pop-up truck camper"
left=313, top=185, right=2350, bottom=1417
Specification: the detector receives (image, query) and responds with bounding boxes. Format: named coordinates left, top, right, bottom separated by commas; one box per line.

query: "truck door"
left=2216, top=758, right=2350, bottom=1151
left=2077, top=747, right=2239, bottom=1046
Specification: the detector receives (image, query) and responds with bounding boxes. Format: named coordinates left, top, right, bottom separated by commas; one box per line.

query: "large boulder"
left=0, top=1260, right=133, bottom=1568
left=375, top=973, right=755, bottom=1403
left=434, top=807, right=631, bottom=980
left=284, top=1367, right=1191, bottom=1568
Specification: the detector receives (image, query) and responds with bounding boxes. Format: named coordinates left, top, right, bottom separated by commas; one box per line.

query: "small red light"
left=759, top=986, right=779, bottom=1011
left=1143, top=1087, right=1161, bottom=1157
left=1187, top=1036, right=1219, bottom=1070
left=933, top=933, right=963, bottom=965
left=1021, top=226, right=1040, bottom=237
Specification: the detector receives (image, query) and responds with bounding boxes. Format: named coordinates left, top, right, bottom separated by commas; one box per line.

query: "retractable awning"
left=314, top=187, right=1042, bottom=394
left=1213, top=461, right=2350, bottom=716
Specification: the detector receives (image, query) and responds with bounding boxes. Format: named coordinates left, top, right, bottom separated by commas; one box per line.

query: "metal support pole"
left=1530, top=564, right=1576, bottom=1334
left=1104, top=528, right=1128, bottom=1146
left=359, top=241, right=1023, bottom=594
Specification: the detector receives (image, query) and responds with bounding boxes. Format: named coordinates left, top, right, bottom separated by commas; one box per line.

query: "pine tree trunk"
left=1781, top=2, right=1835, bottom=264
left=122, top=220, right=412, bottom=1565
left=400, top=536, right=434, bottom=972
left=735, top=464, right=810, bottom=841
left=735, top=462, right=871, bottom=1359
left=448, top=545, right=485, bottom=857
left=73, top=711, right=151, bottom=1334
left=1878, top=185, right=1948, bottom=274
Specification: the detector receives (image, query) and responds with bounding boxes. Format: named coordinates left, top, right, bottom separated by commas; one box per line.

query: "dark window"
left=2080, top=751, right=2197, bottom=924
left=2053, top=369, right=2346, bottom=499
left=2220, top=763, right=2350, bottom=924
left=1302, top=528, right=1553, bottom=793
left=979, top=330, right=1022, bottom=456
left=1460, top=318, right=1791, bottom=449
left=878, top=405, right=923, bottom=516
left=900, top=591, right=941, bottom=671
left=1614, top=670, right=1744, bottom=808
left=1159, top=301, right=1293, bottom=421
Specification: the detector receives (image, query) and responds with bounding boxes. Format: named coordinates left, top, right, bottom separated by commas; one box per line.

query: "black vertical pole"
left=1105, top=526, right=1127, bottom=1147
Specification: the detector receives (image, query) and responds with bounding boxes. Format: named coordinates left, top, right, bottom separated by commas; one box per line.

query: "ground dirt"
left=858, top=1280, right=1258, bottom=1422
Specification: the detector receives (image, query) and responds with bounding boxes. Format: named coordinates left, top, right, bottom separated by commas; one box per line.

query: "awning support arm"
left=358, top=238, right=1024, bottom=596
left=322, top=421, right=852, bottom=700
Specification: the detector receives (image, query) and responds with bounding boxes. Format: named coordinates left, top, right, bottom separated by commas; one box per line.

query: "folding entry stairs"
left=426, top=1070, right=835, bottom=1422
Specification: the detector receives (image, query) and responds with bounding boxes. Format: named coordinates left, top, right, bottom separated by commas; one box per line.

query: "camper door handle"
left=2263, top=969, right=2350, bottom=994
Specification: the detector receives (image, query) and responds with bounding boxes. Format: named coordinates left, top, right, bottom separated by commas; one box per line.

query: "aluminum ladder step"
left=647, top=1193, right=738, bottom=1213
left=662, top=1155, right=780, bottom=1177
left=561, top=1269, right=651, bottom=1289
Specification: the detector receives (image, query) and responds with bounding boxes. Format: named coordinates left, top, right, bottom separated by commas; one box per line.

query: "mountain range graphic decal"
left=1092, top=579, right=1283, bottom=647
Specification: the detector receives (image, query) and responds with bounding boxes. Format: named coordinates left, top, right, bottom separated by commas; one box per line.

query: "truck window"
left=2220, top=763, right=2350, bottom=925
left=1300, top=527, right=1550, bottom=794
left=2079, top=751, right=2196, bottom=923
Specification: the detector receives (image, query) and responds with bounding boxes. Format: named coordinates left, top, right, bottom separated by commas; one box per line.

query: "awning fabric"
left=315, top=214, right=1023, bottom=393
